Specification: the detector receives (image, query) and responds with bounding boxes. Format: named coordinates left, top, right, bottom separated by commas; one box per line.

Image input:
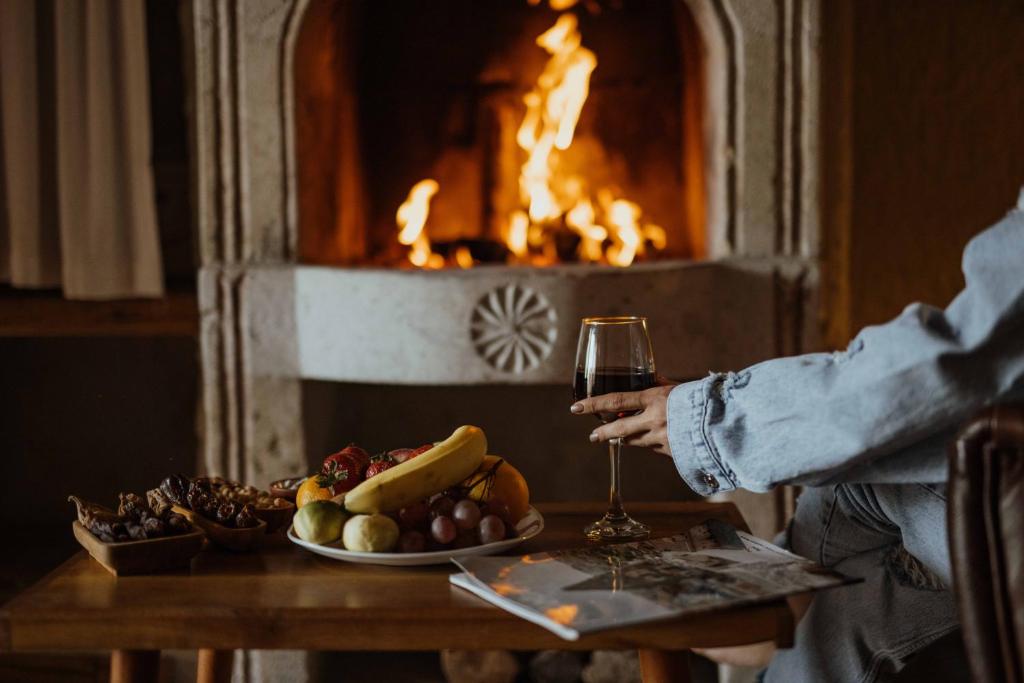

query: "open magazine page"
left=450, top=519, right=856, bottom=640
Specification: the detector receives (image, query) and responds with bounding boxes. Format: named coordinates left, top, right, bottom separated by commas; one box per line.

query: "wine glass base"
left=584, top=514, right=650, bottom=541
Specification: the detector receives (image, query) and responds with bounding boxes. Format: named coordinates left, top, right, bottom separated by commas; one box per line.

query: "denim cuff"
left=666, top=375, right=736, bottom=496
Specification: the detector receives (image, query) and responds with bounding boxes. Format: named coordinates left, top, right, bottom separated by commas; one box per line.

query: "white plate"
left=287, top=507, right=544, bottom=566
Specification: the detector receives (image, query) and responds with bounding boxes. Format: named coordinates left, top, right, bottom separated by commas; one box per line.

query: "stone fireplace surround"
left=186, top=0, right=819, bottom=678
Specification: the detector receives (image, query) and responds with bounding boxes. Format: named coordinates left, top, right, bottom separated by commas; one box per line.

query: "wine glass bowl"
left=573, top=316, right=656, bottom=541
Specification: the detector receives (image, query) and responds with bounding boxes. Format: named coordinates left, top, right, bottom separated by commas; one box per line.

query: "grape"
left=431, top=515, right=457, bottom=544
left=452, top=499, right=481, bottom=530
left=485, top=497, right=513, bottom=526
left=398, top=500, right=429, bottom=529
left=398, top=530, right=426, bottom=553
left=429, top=496, right=455, bottom=519
left=453, top=528, right=480, bottom=549
left=478, top=515, right=506, bottom=545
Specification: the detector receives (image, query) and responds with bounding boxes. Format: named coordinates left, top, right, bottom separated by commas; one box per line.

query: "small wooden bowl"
left=269, top=477, right=306, bottom=502
left=254, top=501, right=296, bottom=533
left=73, top=521, right=205, bottom=576
left=172, top=506, right=266, bottom=551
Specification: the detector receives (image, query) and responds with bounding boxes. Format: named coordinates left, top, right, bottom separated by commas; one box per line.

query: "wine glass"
left=573, top=316, right=656, bottom=541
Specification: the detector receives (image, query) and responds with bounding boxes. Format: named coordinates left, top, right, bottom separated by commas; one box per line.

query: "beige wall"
left=823, top=0, right=1024, bottom=346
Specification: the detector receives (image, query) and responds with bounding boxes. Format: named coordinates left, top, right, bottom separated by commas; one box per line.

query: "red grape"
left=431, top=515, right=457, bottom=544
left=453, top=528, right=480, bottom=548
left=399, top=530, right=426, bottom=553
left=398, top=500, right=430, bottom=529
left=429, top=496, right=455, bottom=519
left=485, top=497, right=513, bottom=526
left=478, top=515, right=506, bottom=545
left=452, top=499, right=481, bottom=530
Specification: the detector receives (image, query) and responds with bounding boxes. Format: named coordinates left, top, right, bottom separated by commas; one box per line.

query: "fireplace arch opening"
left=293, top=0, right=707, bottom=269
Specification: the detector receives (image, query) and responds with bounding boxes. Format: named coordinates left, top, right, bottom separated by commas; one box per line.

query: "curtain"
left=0, top=0, right=163, bottom=299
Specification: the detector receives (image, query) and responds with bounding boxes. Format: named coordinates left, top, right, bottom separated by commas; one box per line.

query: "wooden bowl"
left=269, top=476, right=306, bottom=502
left=254, top=501, right=296, bottom=533
left=172, top=506, right=267, bottom=551
left=73, top=521, right=205, bottom=576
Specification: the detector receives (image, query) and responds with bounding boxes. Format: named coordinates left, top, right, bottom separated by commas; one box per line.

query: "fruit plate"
left=287, top=507, right=545, bottom=566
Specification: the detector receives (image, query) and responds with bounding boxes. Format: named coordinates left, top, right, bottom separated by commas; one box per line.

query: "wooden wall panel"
left=822, top=0, right=1024, bottom=346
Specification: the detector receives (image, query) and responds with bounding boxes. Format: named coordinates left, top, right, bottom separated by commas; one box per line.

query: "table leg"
left=638, top=649, right=692, bottom=683
left=197, top=649, right=234, bottom=683
left=110, top=650, right=160, bottom=683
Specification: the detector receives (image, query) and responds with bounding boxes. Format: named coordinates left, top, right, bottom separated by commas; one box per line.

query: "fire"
left=516, top=14, right=595, bottom=228
left=507, top=211, right=530, bottom=260
left=396, top=179, right=443, bottom=268
left=395, top=6, right=666, bottom=268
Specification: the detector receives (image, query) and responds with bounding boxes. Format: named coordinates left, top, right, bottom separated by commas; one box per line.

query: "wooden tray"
left=172, top=506, right=266, bottom=551
left=254, top=502, right=296, bottom=533
left=72, top=521, right=205, bottom=576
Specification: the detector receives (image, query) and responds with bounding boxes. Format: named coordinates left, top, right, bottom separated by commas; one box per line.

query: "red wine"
left=573, top=366, right=657, bottom=423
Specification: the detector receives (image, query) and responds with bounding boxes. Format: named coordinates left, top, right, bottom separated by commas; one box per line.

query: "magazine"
left=450, top=519, right=857, bottom=640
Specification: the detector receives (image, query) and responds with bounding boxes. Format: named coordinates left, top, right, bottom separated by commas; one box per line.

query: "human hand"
left=569, top=378, right=678, bottom=456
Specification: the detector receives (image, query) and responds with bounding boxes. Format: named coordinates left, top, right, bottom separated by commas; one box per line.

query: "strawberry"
left=389, top=444, right=432, bottom=464
left=388, top=448, right=416, bottom=464
left=336, top=444, right=370, bottom=471
left=364, top=453, right=397, bottom=479
left=317, top=453, right=361, bottom=494
left=324, top=444, right=370, bottom=475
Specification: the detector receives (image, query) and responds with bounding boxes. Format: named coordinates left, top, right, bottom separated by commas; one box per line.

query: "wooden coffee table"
left=0, top=502, right=795, bottom=683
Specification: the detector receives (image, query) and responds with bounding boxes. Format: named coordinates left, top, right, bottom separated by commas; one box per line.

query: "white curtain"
left=0, top=0, right=163, bottom=299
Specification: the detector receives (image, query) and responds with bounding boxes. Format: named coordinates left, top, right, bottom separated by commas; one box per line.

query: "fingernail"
left=589, top=432, right=599, bottom=442
left=570, top=403, right=584, bottom=414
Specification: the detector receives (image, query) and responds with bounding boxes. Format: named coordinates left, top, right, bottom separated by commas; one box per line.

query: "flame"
left=507, top=211, right=530, bottom=259
left=454, top=246, right=474, bottom=269
left=566, top=199, right=607, bottom=262
left=506, top=12, right=659, bottom=267
left=606, top=198, right=643, bottom=267
left=396, top=179, right=444, bottom=268
left=516, top=14, right=595, bottom=226
left=395, top=8, right=667, bottom=269
left=544, top=604, right=579, bottom=625
left=529, top=0, right=580, bottom=8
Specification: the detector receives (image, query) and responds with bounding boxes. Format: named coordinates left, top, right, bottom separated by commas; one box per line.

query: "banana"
left=344, top=425, right=487, bottom=514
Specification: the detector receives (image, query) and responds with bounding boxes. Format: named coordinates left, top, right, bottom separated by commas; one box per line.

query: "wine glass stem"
left=607, top=437, right=626, bottom=520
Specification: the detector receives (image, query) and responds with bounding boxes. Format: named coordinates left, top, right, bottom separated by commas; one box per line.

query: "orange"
left=295, top=475, right=332, bottom=508
left=463, top=455, right=531, bottom=524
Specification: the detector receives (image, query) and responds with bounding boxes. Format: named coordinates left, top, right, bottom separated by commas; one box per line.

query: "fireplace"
left=294, top=0, right=707, bottom=269
left=190, top=0, right=821, bottom=482
left=186, top=0, right=819, bottom=678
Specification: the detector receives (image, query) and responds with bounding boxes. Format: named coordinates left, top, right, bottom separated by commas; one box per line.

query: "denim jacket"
left=667, top=192, right=1024, bottom=495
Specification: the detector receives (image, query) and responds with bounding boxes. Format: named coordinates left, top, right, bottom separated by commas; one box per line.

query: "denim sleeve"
left=667, top=192, right=1024, bottom=495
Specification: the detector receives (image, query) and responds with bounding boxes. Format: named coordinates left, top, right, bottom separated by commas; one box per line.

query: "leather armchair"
left=949, top=404, right=1024, bottom=683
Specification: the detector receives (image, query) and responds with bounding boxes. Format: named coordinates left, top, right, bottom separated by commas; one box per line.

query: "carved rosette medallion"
left=470, top=284, right=558, bottom=373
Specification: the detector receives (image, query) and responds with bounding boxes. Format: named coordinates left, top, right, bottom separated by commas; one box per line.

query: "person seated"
left=571, top=192, right=1024, bottom=681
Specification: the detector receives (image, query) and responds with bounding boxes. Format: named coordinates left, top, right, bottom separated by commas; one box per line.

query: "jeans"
left=764, top=484, right=960, bottom=683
